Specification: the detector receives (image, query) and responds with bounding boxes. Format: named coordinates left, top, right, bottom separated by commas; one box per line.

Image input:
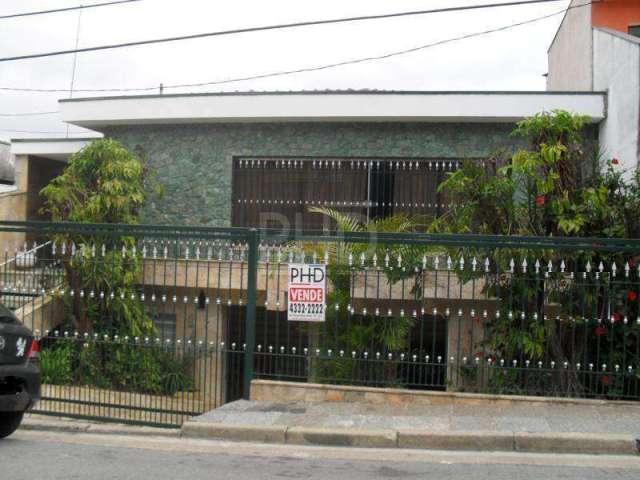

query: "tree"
left=40, top=139, right=150, bottom=334
left=430, top=110, right=640, bottom=396
left=41, top=139, right=145, bottom=224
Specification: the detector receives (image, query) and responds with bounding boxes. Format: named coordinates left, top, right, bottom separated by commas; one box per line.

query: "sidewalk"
left=21, top=414, right=180, bottom=437
left=182, top=399, right=640, bottom=455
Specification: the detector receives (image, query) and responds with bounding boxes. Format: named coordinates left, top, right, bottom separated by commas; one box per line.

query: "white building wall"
left=593, top=28, right=640, bottom=172
left=547, top=0, right=593, bottom=91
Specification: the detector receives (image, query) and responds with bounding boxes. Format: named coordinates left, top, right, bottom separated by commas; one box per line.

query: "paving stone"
left=190, top=398, right=640, bottom=438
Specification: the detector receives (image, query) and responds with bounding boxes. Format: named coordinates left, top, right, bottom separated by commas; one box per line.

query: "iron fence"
left=0, top=220, right=639, bottom=427
left=0, top=221, right=252, bottom=427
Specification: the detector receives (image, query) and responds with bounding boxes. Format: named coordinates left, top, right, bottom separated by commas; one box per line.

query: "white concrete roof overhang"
left=59, top=91, right=607, bottom=128
left=10, top=138, right=97, bottom=161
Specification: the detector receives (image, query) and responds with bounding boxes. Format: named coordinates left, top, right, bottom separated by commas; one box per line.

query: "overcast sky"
left=0, top=0, right=572, bottom=142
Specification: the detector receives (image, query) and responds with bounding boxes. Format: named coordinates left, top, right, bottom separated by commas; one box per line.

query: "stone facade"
left=103, top=122, right=536, bottom=227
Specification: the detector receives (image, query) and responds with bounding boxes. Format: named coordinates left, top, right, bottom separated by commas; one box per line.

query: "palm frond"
left=308, top=206, right=363, bottom=233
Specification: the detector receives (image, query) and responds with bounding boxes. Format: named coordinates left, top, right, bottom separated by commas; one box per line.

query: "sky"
left=0, top=0, right=572, bottom=142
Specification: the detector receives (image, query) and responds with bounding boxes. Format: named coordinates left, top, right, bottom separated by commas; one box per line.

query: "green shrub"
left=77, top=341, right=194, bottom=395
left=39, top=338, right=193, bottom=395
left=40, top=341, right=74, bottom=385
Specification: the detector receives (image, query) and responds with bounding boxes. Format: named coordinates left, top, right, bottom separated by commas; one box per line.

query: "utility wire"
left=0, top=2, right=587, bottom=94
left=0, top=0, right=144, bottom=20
left=0, top=129, right=89, bottom=134
left=158, top=7, right=581, bottom=92
left=67, top=8, right=84, bottom=137
left=0, top=111, right=59, bottom=117
left=0, top=0, right=567, bottom=63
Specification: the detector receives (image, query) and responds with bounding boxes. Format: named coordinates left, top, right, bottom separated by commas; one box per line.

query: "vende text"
left=289, top=287, right=324, bottom=303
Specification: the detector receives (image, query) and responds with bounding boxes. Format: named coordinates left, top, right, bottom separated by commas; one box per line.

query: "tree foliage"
left=429, top=110, right=640, bottom=395
left=41, top=139, right=146, bottom=224
left=41, top=139, right=150, bottom=334
left=305, top=207, right=424, bottom=385
left=433, top=110, right=640, bottom=239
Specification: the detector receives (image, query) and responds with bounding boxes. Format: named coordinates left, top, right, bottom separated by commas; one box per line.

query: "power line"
left=67, top=7, right=84, bottom=137
left=0, top=0, right=567, bottom=63
left=160, top=7, right=580, bottom=92
left=0, top=111, right=59, bottom=117
left=0, top=129, right=88, bottom=134
left=0, top=0, right=144, bottom=20
left=0, top=2, right=587, bottom=94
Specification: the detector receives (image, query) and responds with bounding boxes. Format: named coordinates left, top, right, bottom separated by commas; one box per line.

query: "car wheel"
left=0, top=412, right=24, bottom=439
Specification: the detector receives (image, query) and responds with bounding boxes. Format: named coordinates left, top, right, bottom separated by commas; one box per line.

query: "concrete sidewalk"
left=21, top=414, right=180, bottom=437
left=182, top=399, right=640, bottom=455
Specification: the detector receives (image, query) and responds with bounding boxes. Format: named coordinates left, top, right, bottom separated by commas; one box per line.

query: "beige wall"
left=0, top=154, right=65, bottom=248
left=0, top=190, right=27, bottom=249
left=0, top=154, right=28, bottom=248
left=143, top=285, right=230, bottom=408
left=547, top=0, right=594, bottom=91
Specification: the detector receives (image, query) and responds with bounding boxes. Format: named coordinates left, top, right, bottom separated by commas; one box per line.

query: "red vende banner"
left=288, top=264, right=326, bottom=322
left=288, top=287, right=324, bottom=303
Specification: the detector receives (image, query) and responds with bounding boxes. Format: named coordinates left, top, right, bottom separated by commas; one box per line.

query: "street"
left=2, top=430, right=640, bottom=479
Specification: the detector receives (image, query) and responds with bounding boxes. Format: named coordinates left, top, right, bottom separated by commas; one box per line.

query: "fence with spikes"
left=252, top=232, right=640, bottom=401
left=0, top=221, right=639, bottom=427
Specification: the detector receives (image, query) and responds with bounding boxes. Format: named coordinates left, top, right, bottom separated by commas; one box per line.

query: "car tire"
left=0, top=412, right=24, bottom=439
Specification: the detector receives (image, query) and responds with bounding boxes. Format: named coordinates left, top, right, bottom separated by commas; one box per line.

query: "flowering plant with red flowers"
left=433, top=111, right=640, bottom=399
left=594, top=326, right=607, bottom=337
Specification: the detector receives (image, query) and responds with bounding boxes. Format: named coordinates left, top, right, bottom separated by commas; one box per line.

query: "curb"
left=20, top=416, right=180, bottom=438
left=514, top=432, right=639, bottom=456
left=181, top=422, right=287, bottom=443
left=287, top=427, right=397, bottom=449
left=181, top=421, right=640, bottom=456
left=398, top=430, right=514, bottom=451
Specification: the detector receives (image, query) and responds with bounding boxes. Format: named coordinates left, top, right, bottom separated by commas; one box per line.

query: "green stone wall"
left=102, top=122, right=594, bottom=226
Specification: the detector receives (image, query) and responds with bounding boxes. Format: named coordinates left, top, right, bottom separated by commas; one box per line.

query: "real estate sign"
left=287, top=264, right=326, bottom=322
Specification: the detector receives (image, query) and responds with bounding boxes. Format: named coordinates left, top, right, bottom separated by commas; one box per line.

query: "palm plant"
left=304, top=207, right=426, bottom=386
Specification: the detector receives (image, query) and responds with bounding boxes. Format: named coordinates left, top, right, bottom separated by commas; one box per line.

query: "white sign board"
left=287, top=264, right=326, bottom=322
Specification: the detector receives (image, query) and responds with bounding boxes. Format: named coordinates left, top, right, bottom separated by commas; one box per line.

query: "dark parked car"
left=0, top=304, right=40, bottom=439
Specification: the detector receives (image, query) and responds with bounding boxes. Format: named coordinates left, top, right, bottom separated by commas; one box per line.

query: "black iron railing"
left=0, top=220, right=638, bottom=426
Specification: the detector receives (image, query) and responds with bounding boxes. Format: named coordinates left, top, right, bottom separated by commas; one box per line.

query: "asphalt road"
left=2, top=430, right=640, bottom=480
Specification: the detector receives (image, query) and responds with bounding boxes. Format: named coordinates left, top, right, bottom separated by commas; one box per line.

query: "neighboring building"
left=0, top=140, right=15, bottom=189
left=0, top=140, right=20, bottom=250
left=0, top=138, right=92, bottom=247
left=59, top=91, right=605, bottom=229
left=548, top=0, right=640, bottom=171
left=0, top=139, right=90, bottom=318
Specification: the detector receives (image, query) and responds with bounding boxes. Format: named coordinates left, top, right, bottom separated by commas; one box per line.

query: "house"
left=0, top=138, right=91, bottom=315
left=2, top=7, right=637, bottom=418
left=0, top=140, right=19, bottom=240
left=547, top=0, right=640, bottom=171
left=0, top=138, right=92, bottom=247
left=58, top=91, right=605, bottom=229
left=49, top=92, right=603, bottom=401
left=0, top=141, right=14, bottom=188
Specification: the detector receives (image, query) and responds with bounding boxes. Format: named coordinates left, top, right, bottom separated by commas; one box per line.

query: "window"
left=629, top=25, right=640, bottom=38
left=153, top=313, right=176, bottom=342
left=231, top=157, right=459, bottom=229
